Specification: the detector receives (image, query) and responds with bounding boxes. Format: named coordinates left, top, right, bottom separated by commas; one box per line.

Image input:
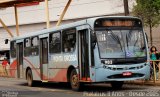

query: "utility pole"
left=123, top=0, right=129, bottom=16
left=56, top=0, right=72, bottom=26
left=14, top=5, right=20, bottom=36
left=45, top=0, right=50, bottom=28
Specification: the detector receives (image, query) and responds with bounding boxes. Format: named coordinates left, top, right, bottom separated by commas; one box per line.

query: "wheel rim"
left=71, top=74, right=79, bottom=87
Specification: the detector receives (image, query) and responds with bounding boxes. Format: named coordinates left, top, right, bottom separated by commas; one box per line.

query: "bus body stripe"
left=23, top=57, right=67, bottom=82
left=23, top=57, right=41, bottom=78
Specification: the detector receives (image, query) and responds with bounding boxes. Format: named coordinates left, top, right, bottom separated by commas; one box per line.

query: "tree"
left=132, top=0, right=160, bottom=46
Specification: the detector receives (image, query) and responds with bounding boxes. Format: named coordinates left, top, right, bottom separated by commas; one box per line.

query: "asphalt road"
left=0, top=78, right=160, bottom=97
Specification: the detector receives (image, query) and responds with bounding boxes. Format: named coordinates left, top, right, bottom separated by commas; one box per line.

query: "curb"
left=125, top=80, right=160, bottom=86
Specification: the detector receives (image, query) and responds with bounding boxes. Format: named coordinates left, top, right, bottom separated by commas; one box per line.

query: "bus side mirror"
left=5, top=39, right=9, bottom=44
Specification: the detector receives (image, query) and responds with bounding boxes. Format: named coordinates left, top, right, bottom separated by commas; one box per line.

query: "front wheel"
left=70, top=69, right=82, bottom=91
left=111, top=81, right=124, bottom=89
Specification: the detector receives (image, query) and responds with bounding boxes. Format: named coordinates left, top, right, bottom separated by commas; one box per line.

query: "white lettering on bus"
left=64, top=55, right=77, bottom=61
left=53, top=55, right=63, bottom=62
left=52, top=55, right=77, bottom=62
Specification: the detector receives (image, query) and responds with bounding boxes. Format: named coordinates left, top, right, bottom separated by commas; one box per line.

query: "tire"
left=27, top=69, right=34, bottom=87
left=70, top=69, right=82, bottom=91
left=111, top=81, right=124, bottom=89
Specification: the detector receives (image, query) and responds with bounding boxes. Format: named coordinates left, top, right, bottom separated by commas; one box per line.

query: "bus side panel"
left=23, top=56, right=41, bottom=80
left=48, top=28, right=78, bottom=82
left=48, top=68, right=68, bottom=82
left=48, top=53, right=78, bottom=82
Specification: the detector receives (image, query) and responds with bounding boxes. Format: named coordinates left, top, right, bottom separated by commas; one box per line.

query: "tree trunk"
left=149, top=22, right=153, bottom=46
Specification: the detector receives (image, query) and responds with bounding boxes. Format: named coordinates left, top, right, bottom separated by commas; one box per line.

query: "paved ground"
left=0, top=77, right=160, bottom=97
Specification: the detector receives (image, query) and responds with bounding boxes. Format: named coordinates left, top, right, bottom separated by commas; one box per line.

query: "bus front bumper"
left=94, top=63, right=150, bottom=82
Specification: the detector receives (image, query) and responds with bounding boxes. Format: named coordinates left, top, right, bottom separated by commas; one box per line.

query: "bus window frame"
left=94, top=28, right=147, bottom=62
left=90, top=30, right=96, bottom=67
left=31, top=36, right=39, bottom=56
left=62, top=28, right=76, bottom=53
left=49, top=31, right=62, bottom=54
left=24, top=37, right=31, bottom=57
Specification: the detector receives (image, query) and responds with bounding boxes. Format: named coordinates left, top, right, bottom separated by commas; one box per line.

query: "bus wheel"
left=111, top=81, right=124, bottom=89
left=27, top=69, right=34, bottom=87
left=70, top=69, right=82, bottom=91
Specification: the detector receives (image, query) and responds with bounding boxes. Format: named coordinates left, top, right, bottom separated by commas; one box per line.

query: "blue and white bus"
left=9, top=16, right=150, bottom=91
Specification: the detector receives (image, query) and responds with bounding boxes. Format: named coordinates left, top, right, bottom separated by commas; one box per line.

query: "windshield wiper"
left=106, top=29, right=123, bottom=51
left=126, top=28, right=133, bottom=49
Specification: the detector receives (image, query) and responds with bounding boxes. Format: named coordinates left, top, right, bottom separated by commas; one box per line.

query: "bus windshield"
left=96, top=28, right=147, bottom=59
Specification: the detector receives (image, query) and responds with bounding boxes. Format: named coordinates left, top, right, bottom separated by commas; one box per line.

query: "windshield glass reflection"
left=96, top=29, right=146, bottom=58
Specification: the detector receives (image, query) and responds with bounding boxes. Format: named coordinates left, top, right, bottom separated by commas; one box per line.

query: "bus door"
left=40, top=37, right=48, bottom=80
left=17, top=42, right=23, bottom=78
left=78, top=29, right=90, bottom=80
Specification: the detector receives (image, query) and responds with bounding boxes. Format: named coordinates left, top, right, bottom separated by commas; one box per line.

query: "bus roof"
left=12, top=19, right=87, bottom=41
left=12, top=16, right=140, bottom=41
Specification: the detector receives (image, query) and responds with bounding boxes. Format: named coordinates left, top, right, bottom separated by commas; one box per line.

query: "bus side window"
left=49, top=32, right=61, bottom=53
left=24, top=38, right=31, bottom=57
left=62, top=28, right=76, bottom=53
left=31, top=36, right=39, bottom=56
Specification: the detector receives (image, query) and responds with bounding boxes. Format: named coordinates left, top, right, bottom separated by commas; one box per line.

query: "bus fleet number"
left=105, top=60, right=113, bottom=64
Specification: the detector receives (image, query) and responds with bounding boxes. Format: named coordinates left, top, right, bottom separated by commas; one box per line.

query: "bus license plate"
left=122, top=72, right=132, bottom=76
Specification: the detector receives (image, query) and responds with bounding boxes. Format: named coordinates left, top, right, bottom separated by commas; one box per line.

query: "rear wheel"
left=27, top=69, right=34, bottom=87
left=111, top=81, right=124, bottom=89
left=70, top=69, right=82, bottom=91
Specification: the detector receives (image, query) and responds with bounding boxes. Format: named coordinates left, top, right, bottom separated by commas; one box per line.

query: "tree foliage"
left=133, top=0, right=160, bottom=27
left=132, top=0, right=160, bottom=46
